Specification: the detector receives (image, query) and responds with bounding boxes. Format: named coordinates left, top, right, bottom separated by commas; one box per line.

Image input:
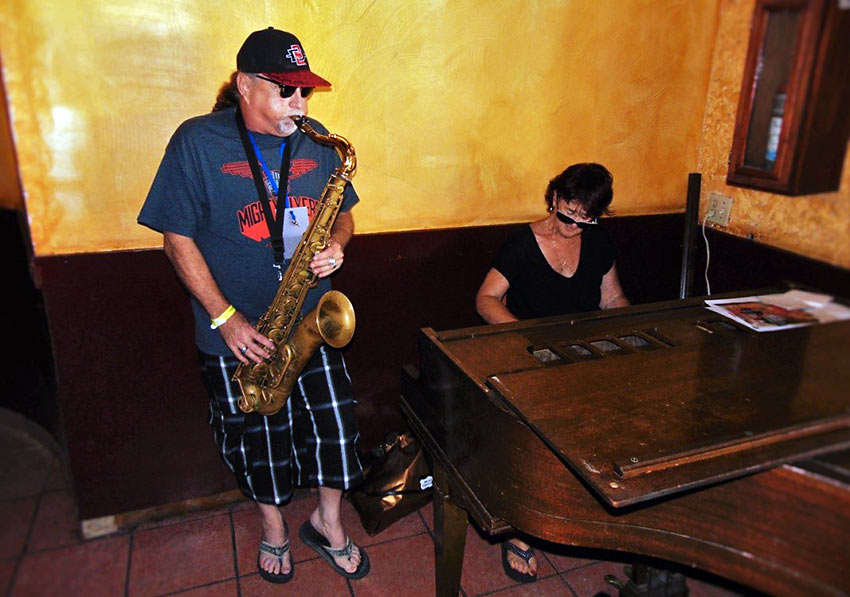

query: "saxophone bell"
left=249, top=292, right=355, bottom=416
left=314, top=290, right=356, bottom=348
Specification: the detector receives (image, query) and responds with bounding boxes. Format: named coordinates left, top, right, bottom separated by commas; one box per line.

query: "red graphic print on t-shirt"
left=221, top=158, right=319, bottom=242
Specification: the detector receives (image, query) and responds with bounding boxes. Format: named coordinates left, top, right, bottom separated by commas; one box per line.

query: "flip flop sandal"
left=501, top=540, right=538, bottom=583
left=258, top=521, right=294, bottom=584
left=298, top=521, right=371, bottom=579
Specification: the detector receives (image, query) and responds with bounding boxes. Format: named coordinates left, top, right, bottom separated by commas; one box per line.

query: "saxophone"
left=233, top=115, right=357, bottom=416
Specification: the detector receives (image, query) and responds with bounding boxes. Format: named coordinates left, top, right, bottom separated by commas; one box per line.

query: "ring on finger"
left=239, top=345, right=248, bottom=354
left=328, top=257, right=337, bottom=267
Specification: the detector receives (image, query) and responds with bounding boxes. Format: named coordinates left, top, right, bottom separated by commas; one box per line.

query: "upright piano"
left=400, top=294, right=850, bottom=596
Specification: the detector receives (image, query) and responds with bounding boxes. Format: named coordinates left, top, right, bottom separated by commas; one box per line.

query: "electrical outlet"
left=706, top=192, right=733, bottom=226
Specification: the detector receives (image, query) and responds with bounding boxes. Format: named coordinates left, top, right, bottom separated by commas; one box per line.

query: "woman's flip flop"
left=501, top=540, right=538, bottom=583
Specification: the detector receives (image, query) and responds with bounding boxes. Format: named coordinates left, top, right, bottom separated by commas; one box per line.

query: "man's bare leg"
left=308, top=487, right=362, bottom=573
left=257, top=502, right=291, bottom=575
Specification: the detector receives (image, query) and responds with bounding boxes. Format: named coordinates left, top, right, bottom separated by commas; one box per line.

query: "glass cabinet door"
left=742, top=9, right=800, bottom=172
left=727, top=0, right=850, bottom=195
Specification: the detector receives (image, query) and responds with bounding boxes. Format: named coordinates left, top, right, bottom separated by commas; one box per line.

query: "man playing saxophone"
left=138, top=27, right=368, bottom=583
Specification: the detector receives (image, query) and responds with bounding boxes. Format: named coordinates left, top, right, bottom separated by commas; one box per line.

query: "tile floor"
left=1, top=414, right=752, bottom=597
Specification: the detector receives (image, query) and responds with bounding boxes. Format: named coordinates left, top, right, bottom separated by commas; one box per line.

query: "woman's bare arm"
left=599, top=262, right=630, bottom=309
left=475, top=268, right=519, bottom=324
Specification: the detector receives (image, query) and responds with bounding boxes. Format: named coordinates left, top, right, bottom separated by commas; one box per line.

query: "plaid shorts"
left=199, top=345, right=363, bottom=505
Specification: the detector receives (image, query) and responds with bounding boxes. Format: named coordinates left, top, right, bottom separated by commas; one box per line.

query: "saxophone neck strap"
left=234, top=107, right=292, bottom=268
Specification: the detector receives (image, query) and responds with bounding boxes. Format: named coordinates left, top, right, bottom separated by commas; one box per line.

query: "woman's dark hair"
left=544, top=163, right=614, bottom=220
left=212, top=71, right=241, bottom=112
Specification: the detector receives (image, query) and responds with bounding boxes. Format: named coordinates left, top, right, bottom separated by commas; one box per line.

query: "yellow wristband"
left=210, top=304, right=236, bottom=329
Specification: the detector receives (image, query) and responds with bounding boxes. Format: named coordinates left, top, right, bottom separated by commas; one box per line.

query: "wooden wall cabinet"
left=727, top=0, right=850, bottom=195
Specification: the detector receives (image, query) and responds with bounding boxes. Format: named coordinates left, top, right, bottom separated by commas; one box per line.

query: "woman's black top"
left=493, top=224, right=616, bottom=319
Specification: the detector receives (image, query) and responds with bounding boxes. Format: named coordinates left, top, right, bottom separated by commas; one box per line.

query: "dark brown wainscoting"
left=33, top=251, right=237, bottom=519
left=26, top=214, right=684, bottom=520
left=333, top=214, right=687, bottom=448
left=691, top=227, right=850, bottom=299
left=26, top=214, right=850, bottom=521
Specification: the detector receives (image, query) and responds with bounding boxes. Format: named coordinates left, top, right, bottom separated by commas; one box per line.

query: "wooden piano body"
left=400, top=295, right=850, bottom=596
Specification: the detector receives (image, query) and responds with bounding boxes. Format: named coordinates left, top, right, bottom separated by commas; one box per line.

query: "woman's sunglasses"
left=556, top=211, right=597, bottom=229
left=256, top=74, right=314, bottom=100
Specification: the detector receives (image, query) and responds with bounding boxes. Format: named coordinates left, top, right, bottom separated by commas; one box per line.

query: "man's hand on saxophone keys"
left=219, top=312, right=275, bottom=364
left=310, top=238, right=344, bottom=278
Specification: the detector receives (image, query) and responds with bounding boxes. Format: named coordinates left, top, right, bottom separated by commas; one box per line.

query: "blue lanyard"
left=246, top=131, right=289, bottom=209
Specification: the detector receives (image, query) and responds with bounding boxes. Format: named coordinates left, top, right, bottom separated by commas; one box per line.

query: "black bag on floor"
left=348, top=430, right=433, bottom=535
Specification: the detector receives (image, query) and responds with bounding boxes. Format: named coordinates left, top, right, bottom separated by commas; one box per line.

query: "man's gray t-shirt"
left=138, top=107, right=359, bottom=355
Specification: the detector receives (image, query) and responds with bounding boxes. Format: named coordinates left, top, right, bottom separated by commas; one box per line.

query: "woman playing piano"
left=475, top=162, right=629, bottom=582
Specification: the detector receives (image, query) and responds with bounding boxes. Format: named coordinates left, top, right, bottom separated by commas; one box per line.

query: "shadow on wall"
left=0, top=208, right=60, bottom=446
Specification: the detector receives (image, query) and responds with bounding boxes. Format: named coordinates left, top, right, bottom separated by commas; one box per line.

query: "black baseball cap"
left=236, top=27, right=331, bottom=88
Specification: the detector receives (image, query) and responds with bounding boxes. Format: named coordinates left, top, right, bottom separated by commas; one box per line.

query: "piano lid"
left=434, top=307, right=850, bottom=507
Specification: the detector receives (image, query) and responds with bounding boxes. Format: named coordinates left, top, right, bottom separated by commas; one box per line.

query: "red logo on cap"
left=286, top=44, right=306, bottom=66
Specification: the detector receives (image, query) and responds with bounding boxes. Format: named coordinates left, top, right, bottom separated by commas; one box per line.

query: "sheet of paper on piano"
left=705, top=289, right=850, bottom=331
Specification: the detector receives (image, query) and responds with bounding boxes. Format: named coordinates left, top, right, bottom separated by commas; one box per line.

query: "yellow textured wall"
left=698, top=0, right=850, bottom=269
left=0, top=0, right=718, bottom=256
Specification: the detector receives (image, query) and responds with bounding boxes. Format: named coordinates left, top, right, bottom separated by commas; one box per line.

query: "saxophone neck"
left=291, top=116, right=357, bottom=180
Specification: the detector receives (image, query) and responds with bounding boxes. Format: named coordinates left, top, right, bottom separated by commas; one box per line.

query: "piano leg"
left=433, top=462, right=467, bottom=597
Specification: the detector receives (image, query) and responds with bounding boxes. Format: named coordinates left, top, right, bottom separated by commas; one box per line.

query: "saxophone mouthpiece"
left=291, top=115, right=306, bottom=129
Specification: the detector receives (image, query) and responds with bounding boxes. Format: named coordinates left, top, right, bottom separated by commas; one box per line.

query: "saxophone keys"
left=268, top=345, right=291, bottom=386
left=282, top=343, right=294, bottom=365
left=251, top=361, right=269, bottom=381
left=238, top=386, right=260, bottom=413
left=259, top=389, right=272, bottom=406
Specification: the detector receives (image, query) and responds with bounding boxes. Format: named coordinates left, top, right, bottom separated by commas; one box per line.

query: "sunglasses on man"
left=256, top=74, right=314, bottom=99
left=556, top=210, right=597, bottom=229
